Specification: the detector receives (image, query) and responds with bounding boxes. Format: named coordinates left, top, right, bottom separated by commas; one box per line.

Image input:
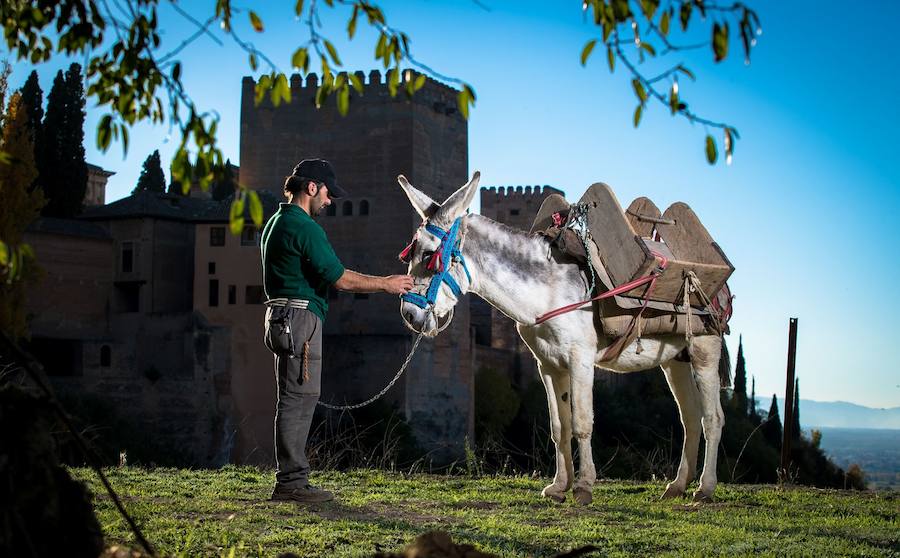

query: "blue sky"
left=8, top=1, right=899, bottom=408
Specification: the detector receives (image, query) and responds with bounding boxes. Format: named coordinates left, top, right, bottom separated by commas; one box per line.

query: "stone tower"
left=240, top=71, right=473, bottom=462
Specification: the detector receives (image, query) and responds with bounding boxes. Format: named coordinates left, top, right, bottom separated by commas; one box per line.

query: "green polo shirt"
left=260, top=203, right=345, bottom=322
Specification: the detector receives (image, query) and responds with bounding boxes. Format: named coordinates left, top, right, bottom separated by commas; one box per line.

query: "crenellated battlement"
left=242, top=69, right=461, bottom=97
left=481, top=185, right=566, bottom=198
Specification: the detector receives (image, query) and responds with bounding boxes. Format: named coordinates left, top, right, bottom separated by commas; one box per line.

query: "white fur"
left=399, top=174, right=725, bottom=503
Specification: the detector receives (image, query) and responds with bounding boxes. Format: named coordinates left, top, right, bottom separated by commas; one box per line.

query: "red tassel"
left=426, top=249, right=444, bottom=272
left=398, top=239, right=416, bottom=263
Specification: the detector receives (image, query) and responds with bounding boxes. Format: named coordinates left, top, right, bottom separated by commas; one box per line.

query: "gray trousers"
left=264, top=305, right=322, bottom=489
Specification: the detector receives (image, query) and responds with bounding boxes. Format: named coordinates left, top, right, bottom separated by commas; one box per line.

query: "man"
left=261, top=158, right=413, bottom=503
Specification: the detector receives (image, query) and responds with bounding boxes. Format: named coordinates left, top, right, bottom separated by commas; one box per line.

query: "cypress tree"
left=19, top=70, right=43, bottom=192
left=211, top=159, right=238, bottom=201
left=40, top=63, right=87, bottom=217
left=0, top=91, right=46, bottom=338
left=749, top=376, right=759, bottom=423
left=792, top=378, right=801, bottom=441
left=731, top=335, right=747, bottom=414
left=134, top=150, right=166, bottom=194
left=763, top=394, right=783, bottom=448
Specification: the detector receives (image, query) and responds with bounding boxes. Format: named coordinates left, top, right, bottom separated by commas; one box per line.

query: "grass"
left=73, top=467, right=899, bottom=557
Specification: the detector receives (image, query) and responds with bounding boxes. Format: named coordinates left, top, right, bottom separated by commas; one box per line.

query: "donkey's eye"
left=422, top=250, right=435, bottom=261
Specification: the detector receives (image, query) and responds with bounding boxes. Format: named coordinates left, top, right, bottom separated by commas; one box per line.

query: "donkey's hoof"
left=541, top=487, right=566, bottom=503
left=691, top=490, right=714, bottom=503
left=573, top=487, right=593, bottom=505
left=661, top=484, right=685, bottom=500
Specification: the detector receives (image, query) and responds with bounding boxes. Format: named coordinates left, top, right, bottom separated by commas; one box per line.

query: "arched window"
left=342, top=200, right=353, bottom=216
left=100, top=345, right=111, bottom=367
left=326, top=203, right=336, bottom=216
left=359, top=200, right=370, bottom=216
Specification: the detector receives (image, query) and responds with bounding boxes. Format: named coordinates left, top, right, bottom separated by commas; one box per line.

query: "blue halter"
left=401, top=217, right=472, bottom=309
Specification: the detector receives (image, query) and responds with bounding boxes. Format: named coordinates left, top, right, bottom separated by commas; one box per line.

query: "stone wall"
left=239, top=71, right=473, bottom=463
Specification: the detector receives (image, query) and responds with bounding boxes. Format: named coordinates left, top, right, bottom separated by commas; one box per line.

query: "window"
left=114, top=283, right=140, bottom=313
left=342, top=200, right=353, bottom=216
left=208, top=261, right=216, bottom=275
left=510, top=208, right=520, bottom=216
left=359, top=200, right=370, bottom=216
left=121, top=241, right=134, bottom=273
left=210, top=226, right=226, bottom=247
left=100, top=345, right=111, bottom=367
left=241, top=225, right=258, bottom=247
left=209, top=279, right=219, bottom=307
left=326, top=203, right=336, bottom=216
left=245, top=285, right=264, bottom=304
left=228, top=285, right=236, bottom=305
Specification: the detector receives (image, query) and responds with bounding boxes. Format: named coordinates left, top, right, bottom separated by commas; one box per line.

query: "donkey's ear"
left=398, top=175, right=440, bottom=220
left=438, top=171, right=481, bottom=220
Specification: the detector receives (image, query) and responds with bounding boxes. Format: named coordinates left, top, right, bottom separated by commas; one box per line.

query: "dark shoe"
left=270, top=484, right=334, bottom=503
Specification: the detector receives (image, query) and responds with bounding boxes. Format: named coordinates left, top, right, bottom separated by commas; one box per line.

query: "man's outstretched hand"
left=383, top=275, right=414, bottom=295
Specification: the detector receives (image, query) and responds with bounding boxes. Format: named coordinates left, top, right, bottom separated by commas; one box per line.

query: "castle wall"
left=239, top=71, right=473, bottom=463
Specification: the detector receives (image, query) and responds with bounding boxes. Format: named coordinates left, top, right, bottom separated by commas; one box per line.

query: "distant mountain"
left=754, top=398, right=900, bottom=430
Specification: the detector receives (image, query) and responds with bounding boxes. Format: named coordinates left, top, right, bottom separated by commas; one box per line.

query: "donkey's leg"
left=570, top=361, right=597, bottom=505
left=689, top=336, right=725, bottom=502
left=539, top=363, right=574, bottom=503
left=660, top=359, right=702, bottom=499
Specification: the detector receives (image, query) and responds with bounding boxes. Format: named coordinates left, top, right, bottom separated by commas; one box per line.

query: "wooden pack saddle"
left=530, top=183, right=734, bottom=340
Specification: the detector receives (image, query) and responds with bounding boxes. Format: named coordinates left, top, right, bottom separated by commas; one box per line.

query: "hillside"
left=756, top=397, right=900, bottom=429
left=73, top=467, right=899, bottom=557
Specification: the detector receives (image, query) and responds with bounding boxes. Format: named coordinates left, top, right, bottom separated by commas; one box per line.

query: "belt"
left=264, top=298, right=310, bottom=310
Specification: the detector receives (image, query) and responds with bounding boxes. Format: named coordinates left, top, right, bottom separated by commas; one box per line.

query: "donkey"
left=397, top=172, right=726, bottom=504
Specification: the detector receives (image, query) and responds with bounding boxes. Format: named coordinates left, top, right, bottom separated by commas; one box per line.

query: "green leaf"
left=607, top=46, right=615, bottom=72
left=230, top=197, right=246, bottom=235
left=315, top=84, right=328, bottom=108
left=640, top=42, right=656, bottom=56
left=349, top=72, right=364, bottom=94
left=713, top=22, right=729, bottom=62
left=337, top=84, right=350, bottom=115
left=324, top=39, right=342, bottom=66
left=120, top=124, right=129, bottom=157
left=677, top=65, right=695, bottom=81
left=611, top=0, right=630, bottom=21
left=633, top=104, right=643, bottom=128
left=249, top=53, right=258, bottom=71
left=413, top=74, right=426, bottom=92
left=387, top=68, right=399, bottom=97
left=669, top=83, right=679, bottom=114
left=581, top=39, right=597, bottom=66
left=0, top=240, right=8, bottom=267
left=705, top=134, right=717, bottom=164
left=249, top=11, right=263, bottom=32
left=631, top=79, right=647, bottom=103
left=97, top=114, right=113, bottom=151
left=457, top=89, right=470, bottom=120
left=248, top=190, right=263, bottom=226
left=272, top=73, right=291, bottom=106
left=295, top=0, right=305, bottom=16
left=172, top=62, right=181, bottom=81
left=640, top=0, right=659, bottom=21
left=660, top=9, right=671, bottom=35
left=679, top=1, right=692, bottom=31
left=347, top=5, right=359, bottom=39
left=291, top=47, right=308, bottom=72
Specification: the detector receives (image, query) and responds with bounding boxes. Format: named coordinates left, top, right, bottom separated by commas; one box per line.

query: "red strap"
left=534, top=251, right=668, bottom=325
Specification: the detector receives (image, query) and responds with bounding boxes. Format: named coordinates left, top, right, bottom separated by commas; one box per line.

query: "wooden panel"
left=657, top=202, right=726, bottom=265
left=580, top=183, right=650, bottom=286
left=529, top=193, right=570, bottom=233
left=625, top=197, right=661, bottom=238
left=619, top=259, right=732, bottom=306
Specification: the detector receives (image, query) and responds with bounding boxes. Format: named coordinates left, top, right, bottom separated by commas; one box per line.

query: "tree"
left=731, top=335, right=747, bottom=414
left=762, top=394, right=782, bottom=449
left=210, top=159, right=238, bottom=201
left=0, top=86, right=46, bottom=337
left=40, top=64, right=87, bottom=218
left=19, top=70, right=43, bottom=192
left=133, top=150, right=166, bottom=194
left=749, top=376, right=759, bottom=424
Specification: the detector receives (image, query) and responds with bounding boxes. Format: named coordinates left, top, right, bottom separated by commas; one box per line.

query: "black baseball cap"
left=291, top=158, right=347, bottom=199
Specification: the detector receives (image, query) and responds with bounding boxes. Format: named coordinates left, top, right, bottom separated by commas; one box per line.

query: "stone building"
left=239, top=70, right=473, bottom=463
left=85, top=163, right=115, bottom=206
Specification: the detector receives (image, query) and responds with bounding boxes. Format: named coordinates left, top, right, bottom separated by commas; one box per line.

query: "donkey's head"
left=397, top=172, right=481, bottom=336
